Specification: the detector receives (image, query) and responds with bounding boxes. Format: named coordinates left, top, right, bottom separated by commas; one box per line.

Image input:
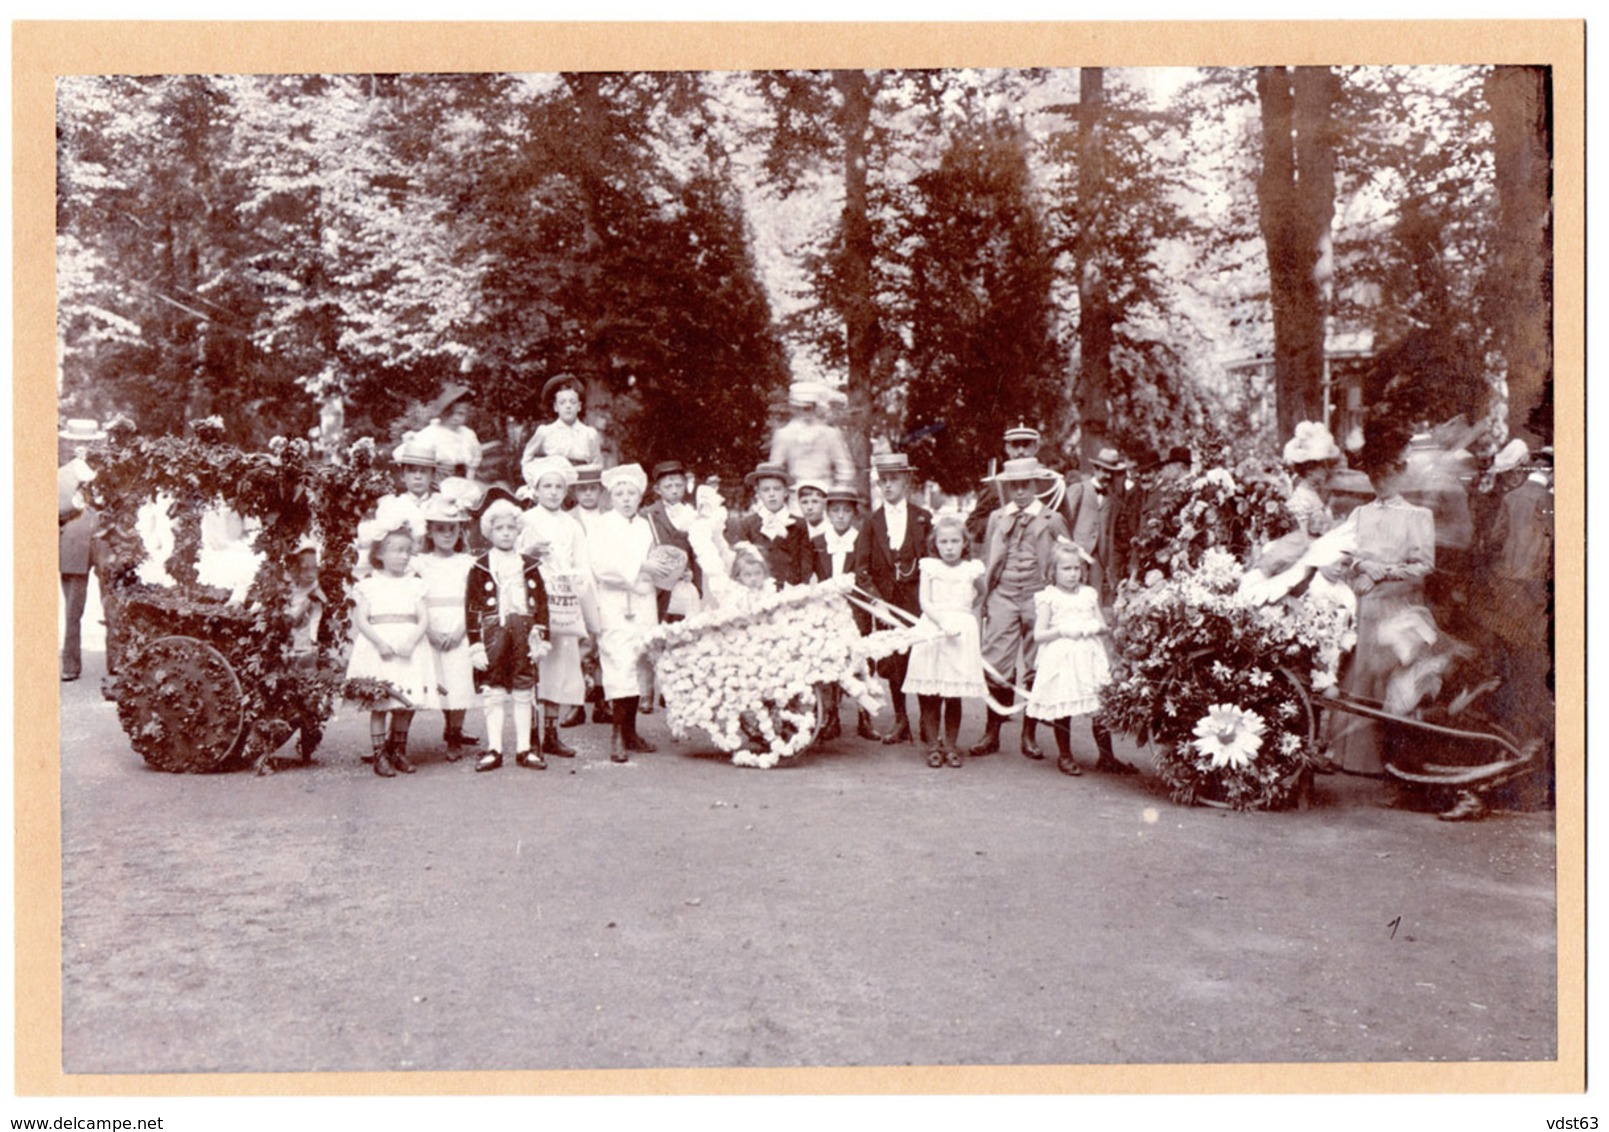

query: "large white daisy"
left=1191, top=704, right=1266, bottom=770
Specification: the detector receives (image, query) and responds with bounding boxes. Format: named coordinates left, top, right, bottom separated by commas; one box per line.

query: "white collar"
left=1005, top=499, right=1043, bottom=518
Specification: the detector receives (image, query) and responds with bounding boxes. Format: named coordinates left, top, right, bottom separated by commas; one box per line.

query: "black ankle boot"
left=969, top=712, right=1002, bottom=756
left=545, top=719, right=577, bottom=757
left=622, top=696, right=657, bottom=753
left=387, top=735, right=416, bottom=774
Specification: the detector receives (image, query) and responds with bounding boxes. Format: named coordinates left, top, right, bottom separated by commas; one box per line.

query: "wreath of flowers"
left=1130, top=453, right=1295, bottom=578
left=84, top=418, right=395, bottom=770
left=1101, top=548, right=1343, bottom=810
left=640, top=576, right=913, bottom=768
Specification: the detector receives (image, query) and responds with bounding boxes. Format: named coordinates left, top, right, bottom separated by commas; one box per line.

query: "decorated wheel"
left=114, top=635, right=246, bottom=773
left=768, top=688, right=825, bottom=751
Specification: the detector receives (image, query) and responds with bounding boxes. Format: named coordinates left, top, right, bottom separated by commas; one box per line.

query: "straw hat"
left=421, top=494, right=471, bottom=525
left=987, top=457, right=1056, bottom=483
left=1090, top=447, right=1129, bottom=472
left=744, top=462, right=792, bottom=487
left=391, top=432, right=437, bottom=467
left=787, top=381, right=824, bottom=408
left=870, top=452, right=914, bottom=476
left=824, top=486, right=863, bottom=508
left=58, top=418, right=107, bottom=443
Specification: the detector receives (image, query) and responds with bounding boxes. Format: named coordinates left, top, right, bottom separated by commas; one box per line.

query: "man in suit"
left=1062, top=446, right=1129, bottom=604
left=972, top=458, right=1071, bottom=758
left=58, top=418, right=108, bottom=683
left=862, top=452, right=932, bottom=745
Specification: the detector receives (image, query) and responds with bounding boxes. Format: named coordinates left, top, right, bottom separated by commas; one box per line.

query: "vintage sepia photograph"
left=18, top=19, right=1581, bottom=1108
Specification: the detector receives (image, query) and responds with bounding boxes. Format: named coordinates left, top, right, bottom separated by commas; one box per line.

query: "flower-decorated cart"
left=639, top=575, right=922, bottom=769
left=1103, top=547, right=1538, bottom=811
left=84, top=419, right=394, bottom=774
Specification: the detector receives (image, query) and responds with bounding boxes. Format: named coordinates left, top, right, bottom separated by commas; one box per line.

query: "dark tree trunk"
left=1074, top=67, right=1115, bottom=459
left=1256, top=66, right=1338, bottom=442
left=1485, top=65, right=1552, bottom=445
left=833, top=69, right=876, bottom=488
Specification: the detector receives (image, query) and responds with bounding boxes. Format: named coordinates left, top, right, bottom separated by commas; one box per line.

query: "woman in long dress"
left=587, top=464, right=659, bottom=761
left=1329, top=443, right=1437, bottom=776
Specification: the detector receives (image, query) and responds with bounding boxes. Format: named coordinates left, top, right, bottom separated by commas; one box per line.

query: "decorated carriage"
left=84, top=417, right=394, bottom=774
left=639, top=574, right=925, bottom=769
left=1101, top=547, right=1539, bottom=811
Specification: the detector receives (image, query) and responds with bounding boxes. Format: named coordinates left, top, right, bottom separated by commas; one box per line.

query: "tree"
left=1042, top=68, right=1207, bottom=462
left=900, top=118, right=1061, bottom=493
left=1255, top=66, right=1341, bottom=441
left=1484, top=65, right=1552, bottom=444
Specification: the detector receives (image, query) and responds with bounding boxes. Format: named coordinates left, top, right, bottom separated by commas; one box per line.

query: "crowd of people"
left=58, top=374, right=1555, bottom=816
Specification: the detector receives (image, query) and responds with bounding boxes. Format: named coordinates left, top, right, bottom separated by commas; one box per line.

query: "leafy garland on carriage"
left=84, top=416, right=395, bottom=774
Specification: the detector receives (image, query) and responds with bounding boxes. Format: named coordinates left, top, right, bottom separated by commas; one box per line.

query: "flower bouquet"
left=1130, top=455, right=1294, bottom=578
left=640, top=575, right=914, bottom=768
left=1101, top=548, right=1342, bottom=810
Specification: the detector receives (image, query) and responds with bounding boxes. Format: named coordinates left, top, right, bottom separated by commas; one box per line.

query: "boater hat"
left=744, top=462, right=792, bottom=487
left=542, top=373, right=584, bottom=406
left=573, top=463, right=604, bottom=487
left=871, top=452, right=914, bottom=476
left=1090, top=447, right=1129, bottom=472
left=987, top=457, right=1055, bottom=483
left=391, top=432, right=438, bottom=467
left=59, top=418, right=107, bottom=442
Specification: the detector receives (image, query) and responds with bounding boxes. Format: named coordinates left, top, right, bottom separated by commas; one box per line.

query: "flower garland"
left=84, top=420, right=395, bottom=771
left=1129, top=453, right=1294, bottom=578
left=640, top=576, right=913, bottom=768
left=1101, top=548, right=1340, bottom=810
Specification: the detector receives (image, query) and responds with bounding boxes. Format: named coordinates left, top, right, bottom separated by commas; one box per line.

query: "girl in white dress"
left=415, top=493, right=478, bottom=758
left=518, top=456, right=598, bottom=759
left=346, top=510, right=439, bottom=776
left=1027, top=539, right=1121, bottom=778
left=903, top=514, right=987, bottom=768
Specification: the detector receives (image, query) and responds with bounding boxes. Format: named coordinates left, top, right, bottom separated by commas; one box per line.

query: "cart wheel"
left=768, top=688, right=824, bottom=752
left=114, top=635, right=246, bottom=773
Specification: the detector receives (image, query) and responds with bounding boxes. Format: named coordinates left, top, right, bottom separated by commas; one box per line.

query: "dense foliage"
left=58, top=65, right=1548, bottom=482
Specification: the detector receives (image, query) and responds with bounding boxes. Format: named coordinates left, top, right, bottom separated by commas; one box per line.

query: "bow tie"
left=759, top=510, right=793, bottom=540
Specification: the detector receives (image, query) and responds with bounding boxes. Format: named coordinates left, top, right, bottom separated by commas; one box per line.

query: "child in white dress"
left=416, top=494, right=478, bottom=758
left=346, top=516, right=439, bottom=776
left=903, top=514, right=987, bottom=768
left=1027, top=539, right=1128, bottom=777
left=518, top=456, right=597, bottom=760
